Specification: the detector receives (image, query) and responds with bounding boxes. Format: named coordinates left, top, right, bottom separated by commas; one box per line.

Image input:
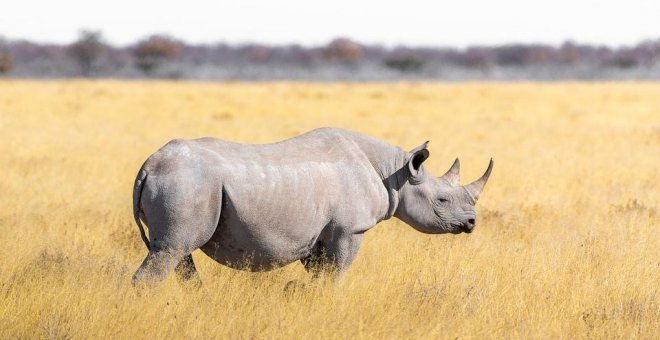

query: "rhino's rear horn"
left=439, top=158, right=460, bottom=186
left=465, top=158, right=494, bottom=200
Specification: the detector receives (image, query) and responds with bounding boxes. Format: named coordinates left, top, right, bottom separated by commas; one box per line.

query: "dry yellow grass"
left=0, top=80, right=658, bottom=339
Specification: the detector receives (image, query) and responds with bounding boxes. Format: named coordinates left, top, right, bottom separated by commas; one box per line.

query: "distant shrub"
left=324, top=38, right=364, bottom=64
left=242, top=44, right=273, bottom=63
left=460, top=47, right=495, bottom=69
left=607, top=54, right=638, bottom=69
left=0, top=38, right=11, bottom=75
left=557, top=42, right=581, bottom=65
left=494, top=44, right=530, bottom=66
left=384, top=54, right=424, bottom=72
left=527, top=45, right=556, bottom=64
left=634, top=40, right=660, bottom=65
left=67, top=30, right=105, bottom=77
left=133, top=35, right=180, bottom=75
left=0, top=53, right=11, bottom=74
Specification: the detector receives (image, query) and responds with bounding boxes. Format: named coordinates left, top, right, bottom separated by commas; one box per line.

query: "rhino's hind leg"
left=132, top=172, right=223, bottom=288
left=174, top=254, right=202, bottom=288
left=132, top=249, right=186, bottom=288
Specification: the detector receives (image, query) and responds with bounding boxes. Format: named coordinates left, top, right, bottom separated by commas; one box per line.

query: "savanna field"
left=0, top=81, right=658, bottom=339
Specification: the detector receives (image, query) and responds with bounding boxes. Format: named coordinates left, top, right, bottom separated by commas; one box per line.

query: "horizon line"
left=3, top=33, right=659, bottom=50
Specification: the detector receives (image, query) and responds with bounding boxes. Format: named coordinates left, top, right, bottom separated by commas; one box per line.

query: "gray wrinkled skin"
left=132, top=127, right=493, bottom=286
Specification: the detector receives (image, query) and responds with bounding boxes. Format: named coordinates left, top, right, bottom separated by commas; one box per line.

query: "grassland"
left=0, top=81, right=658, bottom=339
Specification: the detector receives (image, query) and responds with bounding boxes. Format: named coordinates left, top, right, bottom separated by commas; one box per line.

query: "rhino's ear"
left=407, top=141, right=430, bottom=180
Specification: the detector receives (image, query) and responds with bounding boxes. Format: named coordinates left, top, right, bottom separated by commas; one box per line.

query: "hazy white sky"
left=1, top=0, right=659, bottom=47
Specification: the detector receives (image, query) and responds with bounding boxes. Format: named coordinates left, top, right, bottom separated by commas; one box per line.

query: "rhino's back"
left=194, top=127, right=386, bottom=231
left=194, top=127, right=361, bottom=164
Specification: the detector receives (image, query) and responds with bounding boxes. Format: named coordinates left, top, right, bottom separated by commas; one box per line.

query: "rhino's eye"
left=438, top=197, right=449, bottom=203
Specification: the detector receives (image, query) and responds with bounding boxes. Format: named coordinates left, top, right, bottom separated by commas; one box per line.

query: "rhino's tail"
left=133, top=166, right=150, bottom=250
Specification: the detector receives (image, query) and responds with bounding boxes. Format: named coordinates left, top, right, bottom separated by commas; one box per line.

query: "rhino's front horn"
left=439, top=158, right=460, bottom=186
left=465, top=158, right=494, bottom=200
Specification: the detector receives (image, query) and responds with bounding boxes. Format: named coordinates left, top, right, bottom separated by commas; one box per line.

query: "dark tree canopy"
left=133, top=35, right=180, bottom=75
left=0, top=38, right=11, bottom=75
left=67, top=30, right=105, bottom=77
left=0, top=53, right=11, bottom=74
left=324, top=38, right=364, bottom=64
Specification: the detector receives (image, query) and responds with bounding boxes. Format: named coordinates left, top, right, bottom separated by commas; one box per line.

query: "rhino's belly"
left=198, top=168, right=336, bottom=271
left=199, top=226, right=319, bottom=272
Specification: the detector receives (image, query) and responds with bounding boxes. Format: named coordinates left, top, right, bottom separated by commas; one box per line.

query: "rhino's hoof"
left=283, top=280, right=306, bottom=297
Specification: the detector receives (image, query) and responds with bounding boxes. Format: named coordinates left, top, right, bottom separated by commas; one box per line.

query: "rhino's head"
left=395, top=142, right=493, bottom=234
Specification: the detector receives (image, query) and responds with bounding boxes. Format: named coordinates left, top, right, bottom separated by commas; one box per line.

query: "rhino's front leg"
left=303, top=231, right=364, bottom=278
left=328, top=232, right=364, bottom=274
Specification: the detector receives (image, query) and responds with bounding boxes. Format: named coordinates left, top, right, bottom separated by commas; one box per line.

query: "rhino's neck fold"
left=350, top=134, right=409, bottom=221
left=380, top=152, right=408, bottom=220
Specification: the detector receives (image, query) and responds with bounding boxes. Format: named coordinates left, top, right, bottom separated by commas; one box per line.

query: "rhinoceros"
left=132, top=127, right=493, bottom=286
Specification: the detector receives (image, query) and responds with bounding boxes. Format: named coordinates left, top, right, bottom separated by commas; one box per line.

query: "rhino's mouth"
left=450, top=223, right=472, bottom=234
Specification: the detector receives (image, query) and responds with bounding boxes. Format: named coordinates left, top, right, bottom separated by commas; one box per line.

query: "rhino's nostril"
left=468, top=218, right=475, bottom=226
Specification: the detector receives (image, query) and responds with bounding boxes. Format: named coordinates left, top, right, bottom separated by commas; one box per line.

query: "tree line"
left=1, top=30, right=660, bottom=80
